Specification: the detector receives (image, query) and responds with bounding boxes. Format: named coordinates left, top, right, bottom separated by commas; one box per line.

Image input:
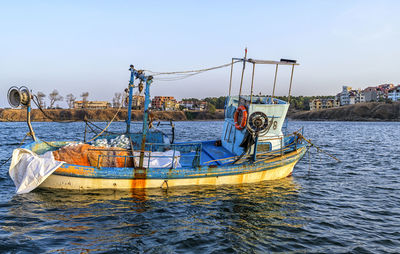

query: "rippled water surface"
left=0, top=121, right=399, bottom=253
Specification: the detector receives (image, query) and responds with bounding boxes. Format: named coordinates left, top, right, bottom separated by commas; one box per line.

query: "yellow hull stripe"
left=40, top=160, right=297, bottom=190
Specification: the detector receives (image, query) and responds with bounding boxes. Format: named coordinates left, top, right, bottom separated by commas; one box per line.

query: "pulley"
left=247, top=111, right=269, bottom=133
left=7, top=86, right=31, bottom=108
left=138, top=81, right=144, bottom=93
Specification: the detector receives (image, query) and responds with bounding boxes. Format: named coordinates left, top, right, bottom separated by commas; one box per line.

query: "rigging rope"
left=145, top=60, right=240, bottom=81
left=22, top=61, right=241, bottom=147
left=85, top=95, right=127, bottom=142
left=32, top=95, right=78, bottom=123
left=32, top=92, right=127, bottom=145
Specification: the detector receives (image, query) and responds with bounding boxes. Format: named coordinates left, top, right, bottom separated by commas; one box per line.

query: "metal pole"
left=228, top=58, right=234, bottom=96
left=84, top=122, right=87, bottom=142
left=238, top=48, right=247, bottom=107
left=139, top=77, right=153, bottom=168
left=287, top=64, right=295, bottom=104
left=126, top=66, right=135, bottom=133
left=26, top=104, right=37, bottom=141
left=272, top=64, right=278, bottom=100
left=250, top=62, right=255, bottom=104
left=252, top=135, right=258, bottom=161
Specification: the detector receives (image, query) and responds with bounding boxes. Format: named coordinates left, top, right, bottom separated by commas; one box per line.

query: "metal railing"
left=202, top=131, right=305, bottom=165
left=92, top=142, right=202, bottom=169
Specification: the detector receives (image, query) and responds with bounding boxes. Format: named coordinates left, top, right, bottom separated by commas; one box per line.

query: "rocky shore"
left=0, top=108, right=225, bottom=122
left=289, top=102, right=400, bottom=121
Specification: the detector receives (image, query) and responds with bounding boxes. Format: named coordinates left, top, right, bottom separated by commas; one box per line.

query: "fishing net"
left=53, top=144, right=134, bottom=168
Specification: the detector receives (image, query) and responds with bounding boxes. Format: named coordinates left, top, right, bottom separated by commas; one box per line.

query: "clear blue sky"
left=1, top=0, right=399, bottom=108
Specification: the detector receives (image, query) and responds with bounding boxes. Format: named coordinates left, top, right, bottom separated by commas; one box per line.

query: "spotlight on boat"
left=7, top=86, right=31, bottom=108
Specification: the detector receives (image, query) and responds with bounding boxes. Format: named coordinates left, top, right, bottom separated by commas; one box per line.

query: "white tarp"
left=133, top=150, right=181, bottom=168
left=9, top=148, right=64, bottom=194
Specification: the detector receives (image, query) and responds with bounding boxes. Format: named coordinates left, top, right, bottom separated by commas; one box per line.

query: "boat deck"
left=178, top=141, right=236, bottom=167
left=200, top=141, right=236, bottom=165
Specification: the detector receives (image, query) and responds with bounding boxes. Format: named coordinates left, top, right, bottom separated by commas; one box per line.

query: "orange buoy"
left=234, top=105, right=248, bottom=130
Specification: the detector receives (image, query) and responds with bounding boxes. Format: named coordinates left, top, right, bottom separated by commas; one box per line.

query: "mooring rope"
left=294, top=132, right=341, bottom=162
left=0, top=134, right=28, bottom=168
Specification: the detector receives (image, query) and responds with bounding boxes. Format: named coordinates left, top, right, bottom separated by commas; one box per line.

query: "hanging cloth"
left=9, top=148, right=64, bottom=194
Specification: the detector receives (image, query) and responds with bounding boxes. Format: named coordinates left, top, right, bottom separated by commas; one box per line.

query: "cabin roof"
left=233, top=58, right=299, bottom=65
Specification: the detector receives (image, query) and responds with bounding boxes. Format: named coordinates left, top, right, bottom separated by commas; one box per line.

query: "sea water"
left=0, top=121, right=399, bottom=253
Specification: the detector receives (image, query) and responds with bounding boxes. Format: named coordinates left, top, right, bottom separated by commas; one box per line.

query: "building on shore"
left=197, top=101, right=208, bottom=111
left=163, top=100, right=179, bottom=111
left=363, top=87, right=378, bottom=102
left=179, top=100, right=194, bottom=110
left=309, top=99, right=339, bottom=111
left=330, top=83, right=399, bottom=107
left=151, top=96, right=177, bottom=110
left=132, top=95, right=145, bottom=110
left=179, top=100, right=207, bottom=111
left=388, top=85, right=400, bottom=101
left=338, top=86, right=352, bottom=105
left=337, top=86, right=365, bottom=106
left=355, top=89, right=365, bottom=104
left=377, top=84, right=394, bottom=100
left=73, top=101, right=111, bottom=109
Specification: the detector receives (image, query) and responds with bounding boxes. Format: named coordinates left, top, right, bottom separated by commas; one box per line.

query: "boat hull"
left=39, top=147, right=306, bottom=190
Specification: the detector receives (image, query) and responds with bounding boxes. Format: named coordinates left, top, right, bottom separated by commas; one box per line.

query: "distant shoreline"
left=288, top=102, right=400, bottom=121
left=1, top=102, right=399, bottom=122
left=0, top=108, right=225, bottom=122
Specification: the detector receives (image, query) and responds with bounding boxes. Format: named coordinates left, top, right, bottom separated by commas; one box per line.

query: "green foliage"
left=182, top=98, right=200, bottom=102
left=208, top=103, right=216, bottom=113
left=203, top=96, right=226, bottom=109
left=184, top=111, right=194, bottom=120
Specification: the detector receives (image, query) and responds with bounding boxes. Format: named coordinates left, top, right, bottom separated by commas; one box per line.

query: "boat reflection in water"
left=4, top=178, right=304, bottom=252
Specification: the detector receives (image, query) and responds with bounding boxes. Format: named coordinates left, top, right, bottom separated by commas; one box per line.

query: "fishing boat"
left=7, top=53, right=308, bottom=193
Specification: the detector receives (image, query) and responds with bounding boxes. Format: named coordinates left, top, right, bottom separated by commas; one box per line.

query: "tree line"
left=34, top=90, right=89, bottom=109
left=34, top=90, right=129, bottom=109
left=34, top=90, right=333, bottom=111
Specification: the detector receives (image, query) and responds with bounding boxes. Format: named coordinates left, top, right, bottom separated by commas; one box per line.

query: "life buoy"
left=234, top=105, right=247, bottom=130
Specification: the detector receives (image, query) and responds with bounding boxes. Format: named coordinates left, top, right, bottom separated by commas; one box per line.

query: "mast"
left=238, top=48, right=247, bottom=107
left=139, top=76, right=153, bottom=168
left=126, top=65, right=153, bottom=169
left=126, top=65, right=135, bottom=133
